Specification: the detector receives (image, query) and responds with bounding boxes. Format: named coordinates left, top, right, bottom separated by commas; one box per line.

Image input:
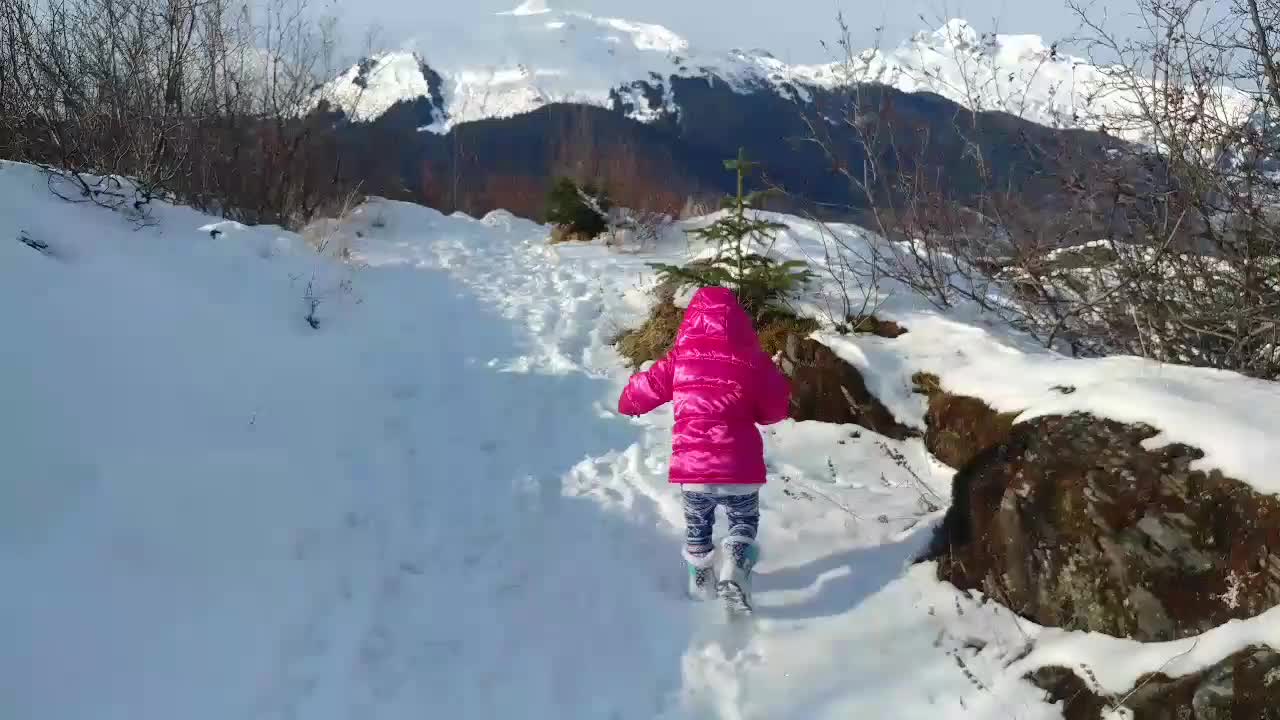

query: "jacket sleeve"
left=755, top=356, right=792, bottom=425
left=618, top=354, right=676, bottom=416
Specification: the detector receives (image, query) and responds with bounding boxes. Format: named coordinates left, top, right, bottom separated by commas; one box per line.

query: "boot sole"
left=717, top=580, right=753, bottom=615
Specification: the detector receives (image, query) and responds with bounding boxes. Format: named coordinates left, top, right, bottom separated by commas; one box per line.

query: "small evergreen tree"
left=652, top=148, right=812, bottom=322
left=545, top=177, right=611, bottom=239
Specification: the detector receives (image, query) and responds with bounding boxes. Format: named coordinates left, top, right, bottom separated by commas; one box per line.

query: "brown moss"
left=612, top=297, right=820, bottom=371
left=911, top=371, right=942, bottom=395
left=848, top=314, right=908, bottom=338
left=613, top=281, right=820, bottom=370
left=911, top=372, right=1019, bottom=469
left=612, top=293, right=914, bottom=435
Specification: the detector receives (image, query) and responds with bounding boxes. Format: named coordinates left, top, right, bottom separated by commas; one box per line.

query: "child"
left=618, top=286, right=791, bottom=611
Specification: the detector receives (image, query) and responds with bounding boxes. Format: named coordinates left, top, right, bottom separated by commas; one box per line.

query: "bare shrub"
left=805, top=6, right=1280, bottom=378
left=679, top=195, right=717, bottom=220
left=803, top=16, right=1118, bottom=347
left=302, top=186, right=366, bottom=259
left=605, top=204, right=674, bottom=253
left=1060, top=0, right=1280, bottom=377
left=0, top=0, right=357, bottom=228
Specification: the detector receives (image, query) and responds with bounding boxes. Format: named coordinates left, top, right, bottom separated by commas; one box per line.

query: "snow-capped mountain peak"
left=315, top=11, right=1249, bottom=142
left=320, top=50, right=443, bottom=125
left=920, top=18, right=984, bottom=50
left=503, top=0, right=551, bottom=16
left=316, top=6, right=711, bottom=130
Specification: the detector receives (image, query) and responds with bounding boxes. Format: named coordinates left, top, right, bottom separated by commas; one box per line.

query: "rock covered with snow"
left=777, top=333, right=913, bottom=438
left=916, top=407, right=1280, bottom=712
left=931, top=407, right=1280, bottom=638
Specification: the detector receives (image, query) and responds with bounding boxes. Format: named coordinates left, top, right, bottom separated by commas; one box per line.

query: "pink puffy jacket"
left=618, top=287, right=792, bottom=485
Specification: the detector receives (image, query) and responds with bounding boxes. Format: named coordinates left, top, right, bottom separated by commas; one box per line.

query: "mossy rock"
left=779, top=333, right=914, bottom=438
left=931, top=413, right=1280, bottom=643
left=613, top=291, right=819, bottom=370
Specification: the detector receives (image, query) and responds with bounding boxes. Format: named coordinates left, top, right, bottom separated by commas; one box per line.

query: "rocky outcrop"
left=932, top=413, right=1280, bottom=642
left=924, top=411, right=1280, bottom=713
left=777, top=334, right=914, bottom=439
left=1032, top=647, right=1280, bottom=719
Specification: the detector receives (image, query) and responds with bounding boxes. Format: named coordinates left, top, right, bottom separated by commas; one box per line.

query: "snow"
left=316, top=7, right=702, bottom=130
left=1013, top=602, right=1280, bottom=696
left=822, top=316, right=1280, bottom=494
left=2, top=158, right=1278, bottom=719
left=504, top=0, right=550, bottom=16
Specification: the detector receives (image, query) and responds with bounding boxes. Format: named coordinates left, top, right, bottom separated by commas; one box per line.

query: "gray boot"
left=684, top=547, right=718, bottom=601
left=717, top=536, right=759, bottom=614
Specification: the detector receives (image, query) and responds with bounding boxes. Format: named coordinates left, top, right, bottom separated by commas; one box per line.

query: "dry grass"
left=911, top=372, right=943, bottom=396
left=849, top=314, right=907, bottom=338
left=912, top=372, right=1019, bottom=468
left=614, top=297, right=684, bottom=368
left=550, top=226, right=596, bottom=244
left=758, top=314, right=820, bottom=357
left=614, top=288, right=818, bottom=369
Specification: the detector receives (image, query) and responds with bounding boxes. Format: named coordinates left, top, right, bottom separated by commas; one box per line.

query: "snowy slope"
left=317, top=3, right=1248, bottom=141
left=3, top=161, right=1279, bottom=719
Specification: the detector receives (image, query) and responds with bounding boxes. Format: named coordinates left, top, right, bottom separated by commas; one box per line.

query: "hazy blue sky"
left=331, top=0, right=1127, bottom=65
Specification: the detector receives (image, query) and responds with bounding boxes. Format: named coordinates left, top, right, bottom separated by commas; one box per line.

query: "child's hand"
left=640, top=360, right=656, bottom=372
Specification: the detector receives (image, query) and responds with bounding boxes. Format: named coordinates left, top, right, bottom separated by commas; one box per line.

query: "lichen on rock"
left=931, top=413, right=1280, bottom=642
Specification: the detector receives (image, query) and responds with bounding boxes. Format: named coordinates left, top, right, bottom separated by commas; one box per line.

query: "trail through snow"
left=349, top=202, right=1057, bottom=719
left=3, top=168, right=1059, bottom=719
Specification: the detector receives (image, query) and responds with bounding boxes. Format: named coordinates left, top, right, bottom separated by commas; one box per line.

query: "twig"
left=789, top=477, right=864, bottom=522
left=1108, top=638, right=1200, bottom=713
left=17, top=231, right=51, bottom=255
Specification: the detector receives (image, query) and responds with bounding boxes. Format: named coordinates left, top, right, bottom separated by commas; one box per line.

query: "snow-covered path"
left=1, top=168, right=1060, bottom=720
left=246, top=263, right=694, bottom=719
left=353, top=204, right=1057, bottom=719
left=2, top=201, right=689, bottom=719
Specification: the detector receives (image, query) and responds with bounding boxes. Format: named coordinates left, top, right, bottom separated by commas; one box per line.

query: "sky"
left=329, top=0, right=1127, bottom=66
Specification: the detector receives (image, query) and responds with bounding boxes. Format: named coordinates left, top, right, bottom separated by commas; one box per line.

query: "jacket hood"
left=675, top=287, right=759, bottom=350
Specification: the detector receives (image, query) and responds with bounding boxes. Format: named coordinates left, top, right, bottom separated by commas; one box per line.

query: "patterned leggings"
left=682, top=491, right=759, bottom=554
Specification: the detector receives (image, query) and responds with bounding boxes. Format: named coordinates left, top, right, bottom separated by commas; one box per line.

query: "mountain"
left=319, top=4, right=1155, bottom=140
left=332, top=76, right=1119, bottom=225
left=318, top=1, right=829, bottom=131
left=315, top=4, right=1152, bottom=223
